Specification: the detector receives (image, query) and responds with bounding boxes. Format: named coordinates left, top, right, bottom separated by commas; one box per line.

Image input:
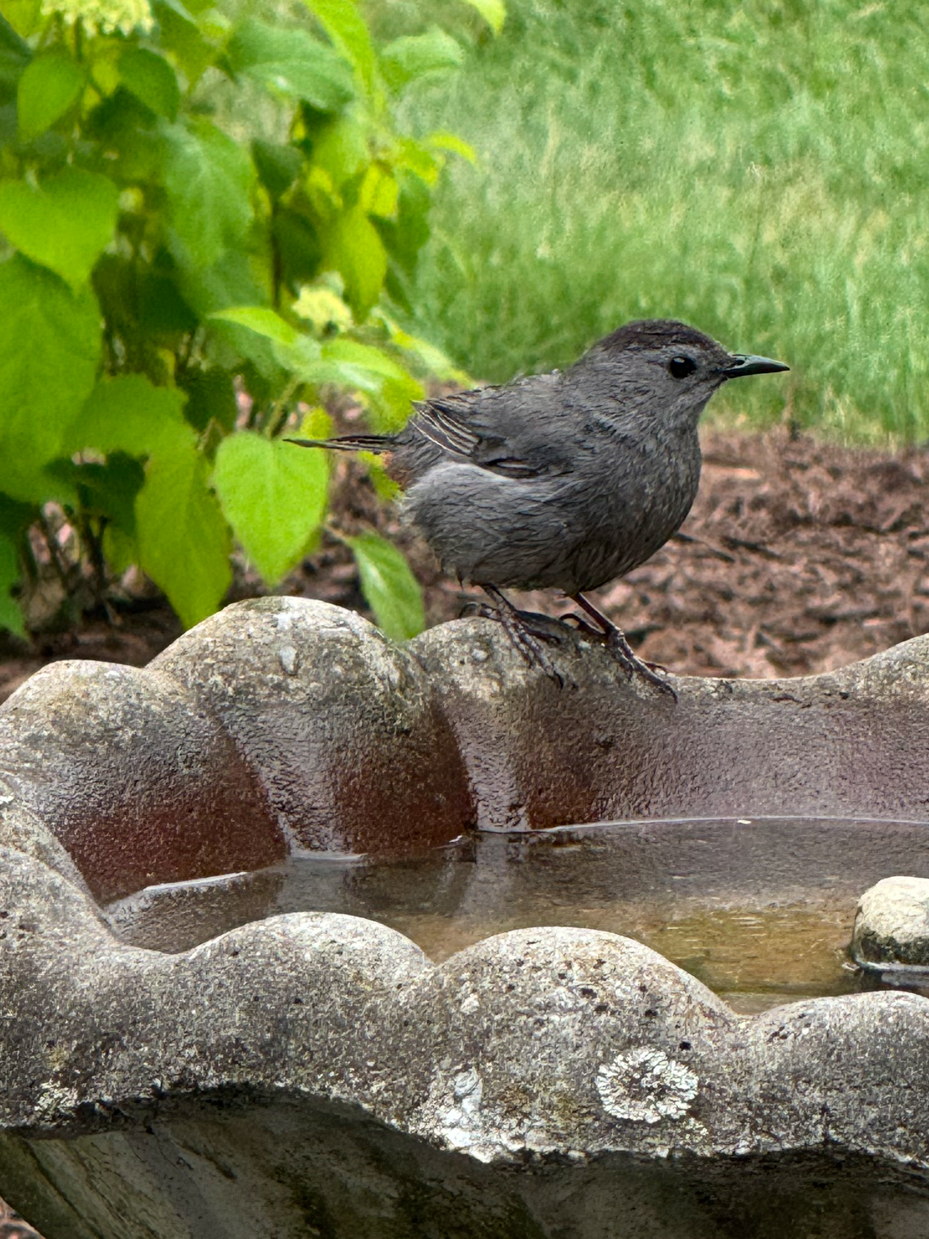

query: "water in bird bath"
left=103, top=816, right=929, bottom=1014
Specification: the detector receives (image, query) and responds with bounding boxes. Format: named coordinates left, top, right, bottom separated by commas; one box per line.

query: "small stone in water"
left=852, top=876, right=929, bottom=969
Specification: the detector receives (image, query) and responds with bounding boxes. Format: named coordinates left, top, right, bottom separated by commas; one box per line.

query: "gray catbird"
left=289, top=319, right=788, bottom=691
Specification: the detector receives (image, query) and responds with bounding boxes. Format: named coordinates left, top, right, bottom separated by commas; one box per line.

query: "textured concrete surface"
left=1, top=850, right=929, bottom=1236
left=151, top=600, right=473, bottom=854
left=0, top=660, right=283, bottom=902
left=0, top=600, right=928, bottom=1235
left=3, top=598, right=929, bottom=889
left=412, top=614, right=929, bottom=829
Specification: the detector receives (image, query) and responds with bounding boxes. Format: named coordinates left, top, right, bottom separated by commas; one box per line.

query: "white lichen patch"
left=596, top=1047, right=698, bottom=1124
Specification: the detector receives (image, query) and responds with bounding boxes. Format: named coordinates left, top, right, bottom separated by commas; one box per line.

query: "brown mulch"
left=600, top=429, right=929, bottom=678
left=1, top=427, right=928, bottom=702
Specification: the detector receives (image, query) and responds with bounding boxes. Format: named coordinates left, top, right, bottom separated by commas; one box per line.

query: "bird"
left=288, top=319, right=788, bottom=693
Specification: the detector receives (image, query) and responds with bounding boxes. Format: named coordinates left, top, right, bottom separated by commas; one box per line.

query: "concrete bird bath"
left=1, top=597, right=929, bottom=1238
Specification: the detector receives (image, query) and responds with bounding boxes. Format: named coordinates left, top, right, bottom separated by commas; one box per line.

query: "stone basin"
left=1, top=597, right=929, bottom=1238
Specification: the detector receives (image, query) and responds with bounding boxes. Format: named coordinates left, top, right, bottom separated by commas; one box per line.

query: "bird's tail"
left=285, top=433, right=391, bottom=454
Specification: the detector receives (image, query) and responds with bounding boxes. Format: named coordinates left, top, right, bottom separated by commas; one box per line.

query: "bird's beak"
left=722, top=354, right=790, bottom=379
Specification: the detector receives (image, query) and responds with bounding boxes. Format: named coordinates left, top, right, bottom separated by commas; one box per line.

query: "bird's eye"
left=668, top=356, right=697, bottom=379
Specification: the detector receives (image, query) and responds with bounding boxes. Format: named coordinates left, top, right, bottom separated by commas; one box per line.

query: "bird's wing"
left=411, top=396, right=483, bottom=457
left=409, top=380, right=569, bottom=480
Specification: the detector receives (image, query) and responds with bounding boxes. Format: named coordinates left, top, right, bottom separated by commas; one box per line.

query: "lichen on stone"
left=596, top=1047, right=698, bottom=1124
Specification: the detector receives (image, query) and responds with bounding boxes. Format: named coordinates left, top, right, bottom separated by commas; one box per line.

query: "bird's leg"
left=557, top=609, right=606, bottom=639
left=570, top=594, right=677, bottom=699
left=479, top=585, right=565, bottom=685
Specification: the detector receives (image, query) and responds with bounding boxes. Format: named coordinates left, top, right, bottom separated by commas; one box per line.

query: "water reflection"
left=104, top=816, right=929, bottom=1014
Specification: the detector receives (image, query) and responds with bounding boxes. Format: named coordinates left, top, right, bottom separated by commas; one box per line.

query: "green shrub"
left=0, top=0, right=498, bottom=640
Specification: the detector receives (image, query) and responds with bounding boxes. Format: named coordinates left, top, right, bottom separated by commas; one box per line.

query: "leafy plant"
left=0, top=0, right=496, bottom=641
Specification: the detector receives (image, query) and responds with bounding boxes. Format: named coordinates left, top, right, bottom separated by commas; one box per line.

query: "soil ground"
left=2, top=427, right=928, bottom=701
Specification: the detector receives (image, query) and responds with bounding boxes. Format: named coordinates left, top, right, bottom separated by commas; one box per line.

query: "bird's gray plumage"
left=289, top=318, right=788, bottom=602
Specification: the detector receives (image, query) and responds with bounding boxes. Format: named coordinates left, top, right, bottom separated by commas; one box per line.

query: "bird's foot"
left=568, top=593, right=677, bottom=700
left=478, top=604, right=566, bottom=685
left=470, top=588, right=569, bottom=686
left=605, top=628, right=677, bottom=699
left=463, top=599, right=563, bottom=641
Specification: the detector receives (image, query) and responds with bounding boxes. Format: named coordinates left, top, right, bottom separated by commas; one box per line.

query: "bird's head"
left=577, top=319, right=789, bottom=428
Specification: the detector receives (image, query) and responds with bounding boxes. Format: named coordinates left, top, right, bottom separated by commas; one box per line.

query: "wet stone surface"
left=0, top=600, right=929, bottom=1236
left=853, top=875, right=929, bottom=974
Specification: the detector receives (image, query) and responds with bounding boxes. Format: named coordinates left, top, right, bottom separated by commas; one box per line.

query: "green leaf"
left=311, top=116, right=368, bottom=189
left=271, top=334, right=328, bottom=383
left=0, top=531, right=24, bottom=639
left=347, top=531, right=424, bottom=640
left=210, top=305, right=299, bottom=347
left=378, top=170, right=431, bottom=277
left=194, top=272, right=285, bottom=382
left=379, top=28, right=464, bottom=92
left=209, top=304, right=326, bottom=380
left=118, top=48, right=180, bottom=121
left=368, top=373, right=423, bottom=432
left=228, top=18, right=354, bottom=111
left=393, top=138, right=441, bottom=186
left=461, top=0, right=505, bottom=34
left=162, top=119, right=255, bottom=269
left=0, top=255, right=102, bottom=500
left=272, top=208, right=321, bottom=287
left=82, top=89, right=162, bottom=184
left=0, top=168, right=119, bottom=289
left=375, top=311, right=471, bottom=384
left=137, top=271, right=198, bottom=336
left=151, top=0, right=218, bottom=85
left=213, top=431, right=328, bottom=585
left=176, top=246, right=268, bottom=319
left=1, top=0, right=39, bottom=36
left=17, top=51, right=84, bottom=140
left=136, top=443, right=232, bottom=628
left=0, top=32, right=28, bottom=111
left=322, top=337, right=413, bottom=382
left=66, top=374, right=191, bottom=459
left=301, top=0, right=374, bottom=94
left=71, top=452, right=145, bottom=532
left=322, top=204, right=386, bottom=321
left=359, top=164, right=397, bottom=217
left=252, top=139, right=302, bottom=200
left=179, top=367, right=237, bottom=433
left=102, top=522, right=137, bottom=576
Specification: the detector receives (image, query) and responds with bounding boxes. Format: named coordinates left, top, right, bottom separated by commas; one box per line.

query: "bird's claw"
left=606, top=629, right=677, bottom=699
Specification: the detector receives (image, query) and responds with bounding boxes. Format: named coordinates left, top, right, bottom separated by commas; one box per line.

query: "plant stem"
left=267, top=377, right=301, bottom=438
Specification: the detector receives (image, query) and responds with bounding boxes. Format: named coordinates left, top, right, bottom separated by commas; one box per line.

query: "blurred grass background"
left=366, top=0, right=929, bottom=443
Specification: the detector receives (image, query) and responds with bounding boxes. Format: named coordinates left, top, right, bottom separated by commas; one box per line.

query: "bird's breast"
left=566, top=426, right=701, bottom=589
